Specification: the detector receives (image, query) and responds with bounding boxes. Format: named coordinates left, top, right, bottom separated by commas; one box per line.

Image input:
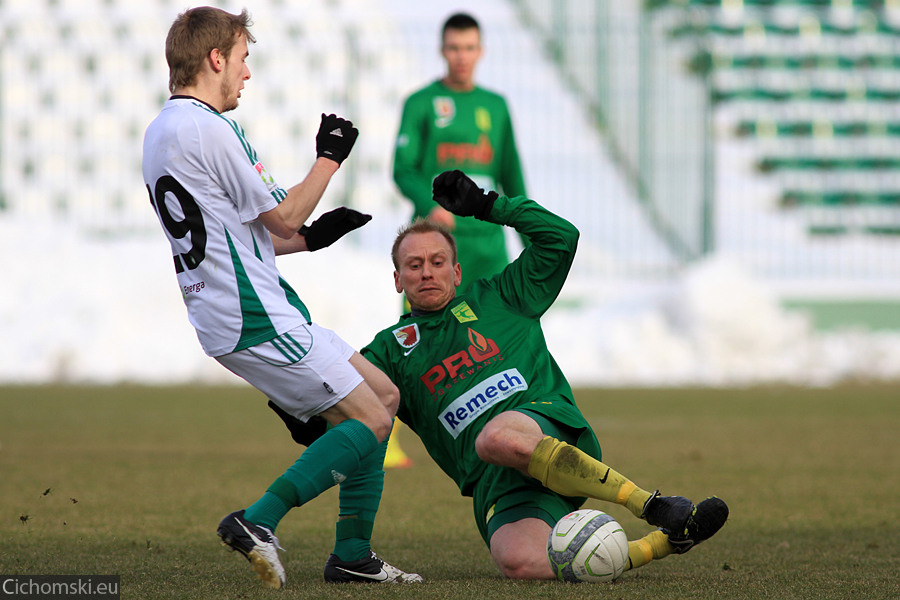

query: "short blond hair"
left=165, top=7, right=256, bottom=93
left=391, top=219, right=458, bottom=269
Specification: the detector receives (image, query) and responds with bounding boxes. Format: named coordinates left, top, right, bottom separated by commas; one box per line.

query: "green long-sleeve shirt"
left=362, top=195, right=580, bottom=497
left=393, top=80, right=527, bottom=290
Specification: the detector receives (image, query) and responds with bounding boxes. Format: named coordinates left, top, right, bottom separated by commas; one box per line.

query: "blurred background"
left=1, top=0, right=899, bottom=387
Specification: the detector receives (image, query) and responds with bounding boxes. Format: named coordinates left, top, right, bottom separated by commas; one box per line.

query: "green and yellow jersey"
left=362, top=195, right=584, bottom=497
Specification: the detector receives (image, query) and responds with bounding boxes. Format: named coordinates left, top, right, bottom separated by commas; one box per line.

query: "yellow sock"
left=527, top=437, right=653, bottom=518
left=626, top=530, right=673, bottom=570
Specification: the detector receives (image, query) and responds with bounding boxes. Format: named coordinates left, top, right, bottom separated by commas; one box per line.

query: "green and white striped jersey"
left=143, top=97, right=310, bottom=357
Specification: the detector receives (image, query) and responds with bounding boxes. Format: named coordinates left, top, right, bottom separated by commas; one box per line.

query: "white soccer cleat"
left=323, top=550, right=424, bottom=583
left=217, top=510, right=286, bottom=589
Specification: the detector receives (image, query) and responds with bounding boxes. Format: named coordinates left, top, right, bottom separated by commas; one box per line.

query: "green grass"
left=1, top=384, right=898, bottom=599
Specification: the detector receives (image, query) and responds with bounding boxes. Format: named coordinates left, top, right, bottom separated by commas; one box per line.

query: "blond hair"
left=165, top=7, right=256, bottom=93
left=391, top=219, right=458, bottom=269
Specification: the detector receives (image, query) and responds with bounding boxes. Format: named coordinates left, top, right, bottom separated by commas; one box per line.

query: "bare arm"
left=258, top=157, right=340, bottom=239
left=271, top=232, right=309, bottom=255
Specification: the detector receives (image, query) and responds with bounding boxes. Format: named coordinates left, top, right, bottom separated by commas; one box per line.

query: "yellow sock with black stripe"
left=526, top=436, right=653, bottom=518
left=626, top=530, right=673, bottom=570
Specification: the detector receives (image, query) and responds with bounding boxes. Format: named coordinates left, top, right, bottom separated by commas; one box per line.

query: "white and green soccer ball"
left=547, top=509, right=629, bottom=583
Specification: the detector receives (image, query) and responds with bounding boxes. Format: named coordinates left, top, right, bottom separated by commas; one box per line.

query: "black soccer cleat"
left=217, top=510, right=286, bottom=589
left=663, top=496, right=729, bottom=554
left=324, top=551, right=423, bottom=583
left=641, top=490, right=694, bottom=531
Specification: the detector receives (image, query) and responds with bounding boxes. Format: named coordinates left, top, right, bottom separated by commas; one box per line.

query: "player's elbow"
left=270, top=224, right=297, bottom=240
left=563, top=221, right=579, bottom=252
left=556, top=222, right=579, bottom=263
left=382, top=383, right=400, bottom=418
left=258, top=206, right=299, bottom=239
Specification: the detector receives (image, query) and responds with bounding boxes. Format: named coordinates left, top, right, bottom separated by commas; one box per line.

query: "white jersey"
left=142, top=96, right=310, bottom=357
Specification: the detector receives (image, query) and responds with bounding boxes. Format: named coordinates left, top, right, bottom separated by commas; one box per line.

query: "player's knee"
left=349, top=397, right=393, bottom=442
left=494, top=553, right=552, bottom=580
left=475, top=421, right=527, bottom=467
left=474, top=423, right=504, bottom=462
left=380, top=382, right=400, bottom=417
left=368, top=412, right=393, bottom=442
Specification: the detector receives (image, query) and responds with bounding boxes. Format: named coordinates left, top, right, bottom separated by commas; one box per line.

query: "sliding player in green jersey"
left=360, top=170, right=729, bottom=579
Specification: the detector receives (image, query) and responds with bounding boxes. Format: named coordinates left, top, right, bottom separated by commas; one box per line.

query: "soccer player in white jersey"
left=142, top=7, right=421, bottom=588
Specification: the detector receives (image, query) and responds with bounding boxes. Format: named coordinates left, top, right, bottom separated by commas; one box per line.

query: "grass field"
left=1, top=384, right=898, bottom=600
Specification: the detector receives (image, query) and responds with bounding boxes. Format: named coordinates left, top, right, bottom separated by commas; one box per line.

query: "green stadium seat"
left=647, top=0, right=889, bottom=12
left=696, top=52, right=900, bottom=73
left=863, top=224, right=900, bottom=234
left=735, top=120, right=900, bottom=137
left=666, top=4, right=899, bottom=39
left=780, top=190, right=900, bottom=207
left=758, top=156, right=900, bottom=171
left=650, top=0, right=900, bottom=238
left=713, top=87, right=900, bottom=104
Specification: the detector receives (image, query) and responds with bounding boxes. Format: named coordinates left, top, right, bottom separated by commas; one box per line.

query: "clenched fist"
left=315, top=113, right=358, bottom=165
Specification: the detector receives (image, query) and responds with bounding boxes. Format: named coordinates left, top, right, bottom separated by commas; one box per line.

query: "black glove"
left=432, top=170, right=498, bottom=220
left=298, top=206, right=372, bottom=251
left=315, top=113, right=358, bottom=165
left=268, top=400, right=328, bottom=446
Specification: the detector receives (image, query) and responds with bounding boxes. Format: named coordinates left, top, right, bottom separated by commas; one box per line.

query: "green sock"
left=332, top=436, right=389, bottom=561
left=243, top=492, right=289, bottom=532
left=243, top=419, right=379, bottom=532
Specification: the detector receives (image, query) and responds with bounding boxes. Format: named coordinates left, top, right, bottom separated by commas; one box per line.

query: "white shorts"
left=216, top=322, right=364, bottom=422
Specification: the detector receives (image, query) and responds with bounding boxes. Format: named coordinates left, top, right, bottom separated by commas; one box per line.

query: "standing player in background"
left=142, top=7, right=421, bottom=588
left=393, top=12, right=527, bottom=289
left=386, top=11, right=528, bottom=468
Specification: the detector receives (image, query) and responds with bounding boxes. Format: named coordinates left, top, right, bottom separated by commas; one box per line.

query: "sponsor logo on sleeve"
left=254, top=160, right=279, bottom=192
left=392, top=323, right=420, bottom=352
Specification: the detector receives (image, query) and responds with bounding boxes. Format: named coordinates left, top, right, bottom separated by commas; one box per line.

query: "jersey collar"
left=169, top=95, right=219, bottom=114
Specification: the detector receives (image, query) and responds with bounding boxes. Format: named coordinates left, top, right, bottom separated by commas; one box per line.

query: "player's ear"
left=209, top=48, right=225, bottom=72
left=394, top=270, right=403, bottom=293
left=453, top=263, right=462, bottom=287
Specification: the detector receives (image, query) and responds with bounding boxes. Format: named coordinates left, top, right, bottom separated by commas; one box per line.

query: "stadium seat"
left=661, top=0, right=900, bottom=237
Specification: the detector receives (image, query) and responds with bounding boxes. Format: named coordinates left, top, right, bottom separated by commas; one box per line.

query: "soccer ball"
left=547, top=509, right=629, bottom=583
